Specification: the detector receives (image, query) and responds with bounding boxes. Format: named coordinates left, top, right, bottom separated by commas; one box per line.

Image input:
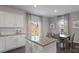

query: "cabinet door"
left=16, top=15, right=24, bottom=27
left=32, top=43, right=43, bottom=53
left=17, top=35, right=26, bottom=47
left=0, top=12, right=5, bottom=27
left=0, top=11, right=24, bottom=27
left=4, top=12, right=16, bottom=27
left=5, top=36, right=17, bottom=50
left=0, top=37, right=6, bottom=52
left=25, top=39, right=32, bottom=53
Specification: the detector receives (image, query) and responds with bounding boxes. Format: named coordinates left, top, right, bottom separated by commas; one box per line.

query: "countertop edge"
left=26, top=37, right=57, bottom=47
left=0, top=33, right=26, bottom=37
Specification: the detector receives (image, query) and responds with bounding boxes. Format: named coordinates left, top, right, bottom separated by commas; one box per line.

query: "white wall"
left=48, top=17, right=58, bottom=33
left=69, top=11, right=79, bottom=43
left=42, top=17, right=49, bottom=37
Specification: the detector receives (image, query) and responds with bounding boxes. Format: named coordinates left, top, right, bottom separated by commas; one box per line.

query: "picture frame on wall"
left=73, top=20, right=79, bottom=28
left=49, top=24, right=55, bottom=29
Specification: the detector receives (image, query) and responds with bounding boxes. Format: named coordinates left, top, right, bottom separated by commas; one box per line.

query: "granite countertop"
left=0, top=33, right=26, bottom=37
left=26, top=37, right=57, bottom=46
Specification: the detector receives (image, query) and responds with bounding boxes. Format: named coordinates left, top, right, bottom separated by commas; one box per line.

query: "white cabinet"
left=0, top=11, right=24, bottom=27
left=25, top=39, right=57, bottom=53
left=43, top=42, right=57, bottom=53
left=4, top=12, right=14, bottom=27
left=5, top=35, right=26, bottom=51
left=25, top=39, right=32, bottom=53
left=32, top=42, right=57, bottom=53
left=16, top=15, right=24, bottom=27
left=32, top=43, right=43, bottom=53
left=5, top=36, right=17, bottom=50
left=25, top=40, right=43, bottom=53
left=17, top=35, right=26, bottom=47
left=0, top=12, right=5, bottom=27
left=0, top=35, right=26, bottom=52
left=0, top=37, right=6, bottom=52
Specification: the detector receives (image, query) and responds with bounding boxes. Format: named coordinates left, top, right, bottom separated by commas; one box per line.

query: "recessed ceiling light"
left=54, top=10, right=58, bottom=13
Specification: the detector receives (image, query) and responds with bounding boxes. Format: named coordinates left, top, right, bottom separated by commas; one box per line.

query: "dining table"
left=59, top=34, right=70, bottom=40
left=58, top=34, right=70, bottom=49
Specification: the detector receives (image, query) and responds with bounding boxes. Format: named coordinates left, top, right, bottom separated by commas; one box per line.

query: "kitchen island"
left=25, top=37, right=57, bottom=53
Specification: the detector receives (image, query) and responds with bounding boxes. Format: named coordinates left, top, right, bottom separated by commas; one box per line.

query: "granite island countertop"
left=26, top=37, right=57, bottom=46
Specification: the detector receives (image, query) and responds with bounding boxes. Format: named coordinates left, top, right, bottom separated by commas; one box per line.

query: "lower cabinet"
left=5, top=36, right=17, bottom=51
left=0, top=35, right=26, bottom=53
left=0, top=37, right=6, bottom=52
left=25, top=39, right=32, bottom=53
left=31, top=43, right=43, bottom=53
left=25, top=39, right=43, bottom=53
left=17, top=35, right=26, bottom=47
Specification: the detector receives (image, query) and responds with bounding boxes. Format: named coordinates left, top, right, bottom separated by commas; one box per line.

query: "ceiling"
left=11, top=5, right=79, bottom=17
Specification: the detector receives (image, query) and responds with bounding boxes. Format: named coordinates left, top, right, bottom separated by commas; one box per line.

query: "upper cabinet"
left=4, top=12, right=16, bottom=27
left=16, top=14, right=24, bottom=27
left=0, top=12, right=5, bottom=27
left=0, top=11, right=25, bottom=27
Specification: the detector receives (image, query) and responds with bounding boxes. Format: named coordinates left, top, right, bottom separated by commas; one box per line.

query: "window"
left=58, top=16, right=65, bottom=34
left=31, top=16, right=41, bottom=41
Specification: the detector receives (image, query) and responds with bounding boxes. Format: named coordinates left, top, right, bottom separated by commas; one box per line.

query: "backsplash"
left=0, top=27, right=21, bottom=32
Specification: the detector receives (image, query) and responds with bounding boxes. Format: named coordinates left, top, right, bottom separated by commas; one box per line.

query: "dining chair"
left=70, top=33, right=75, bottom=48
left=55, top=34, right=65, bottom=52
left=65, top=33, right=75, bottom=52
left=60, top=33, right=74, bottom=52
left=69, top=33, right=79, bottom=53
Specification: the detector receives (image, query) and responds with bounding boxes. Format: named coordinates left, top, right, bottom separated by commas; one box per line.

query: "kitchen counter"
left=0, top=33, right=26, bottom=37
left=0, top=33, right=26, bottom=53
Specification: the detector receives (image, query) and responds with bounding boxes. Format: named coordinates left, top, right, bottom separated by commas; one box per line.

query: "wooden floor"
left=5, top=43, right=79, bottom=53
left=57, top=48, right=79, bottom=53
left=57, top=43, right=79, bottom=53
left=5, top=46, right=25, bottom=53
